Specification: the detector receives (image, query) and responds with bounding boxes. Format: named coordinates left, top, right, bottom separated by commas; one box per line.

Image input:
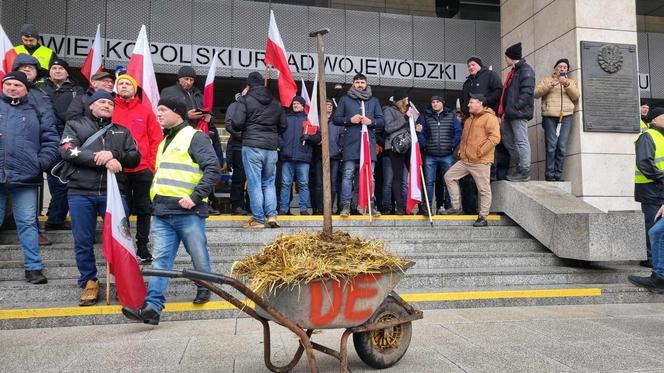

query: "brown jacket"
left=458, top=108, right=501, bottom=164
left=534, top=75, right=580, bottom=117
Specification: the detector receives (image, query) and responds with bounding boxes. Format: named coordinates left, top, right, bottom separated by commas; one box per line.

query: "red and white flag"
left=102, top=171, right=146, bottom=309
left=357, top=101, right=373, bottom=211
left=127, top=25, right=160, bottom=115
left=264, top=10, right=297, bottom=107
left=80, top=24, right=103, bottom=84
left=302, top=75, right=319, bottom=145
left=197, top=55, right=218, bottom=135
left=0, top=24, right=17, bottom=79
left=406, top=103, right=423, bottom=214
left=300, top=78, right=311, bottom=114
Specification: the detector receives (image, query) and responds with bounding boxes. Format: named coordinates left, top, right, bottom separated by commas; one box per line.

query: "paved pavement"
left=3, top=303, right=664, bottom=372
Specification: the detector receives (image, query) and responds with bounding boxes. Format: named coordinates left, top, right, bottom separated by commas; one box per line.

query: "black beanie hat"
left=467, top=56, right=483, bottom=66
left=87, top=90, right=114, bottom=106
left=2, top=71, right=29, bottom=90
left=430, top=95, right=444, bottom=103
left=246, top=72, right=264, bottom=87
left=291, top=96, right=306, bottom=106
left=20, top=23, right=39, bottom=38
left=505, top=42, right=522, bottom=60
left=392, top=89, right=409, bottom=102
left=158, top=96, right=188, bottom=120
left=648, top=107, right=664, bottom=123
left=469, top=92, right=487, bottom=107
left=50, top=58, right=70, bottom=73
left=177, top=66, right=196, bottom=79
left=554, top=58, right=570, bottom=69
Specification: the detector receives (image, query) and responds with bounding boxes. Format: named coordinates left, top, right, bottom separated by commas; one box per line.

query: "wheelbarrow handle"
left=142, top=269, right=183, bottom=278
left=182, top=268, right=230, bottom=285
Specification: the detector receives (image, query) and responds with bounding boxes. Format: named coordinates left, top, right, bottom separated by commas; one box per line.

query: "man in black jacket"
left=230, top=72, right=288, bottom=228
left=461, top=57, right=502, bottom=117
left=65, top=71, right=115, bottom=121
left=498, top=42, right=535, bottom=182
left=121, top=97, right=221, bottom=325
left=35, top=58, right=85, bottom=231
left=60, top=90, right=140, bottom=306
left=225, top=92, right=250, bottom=215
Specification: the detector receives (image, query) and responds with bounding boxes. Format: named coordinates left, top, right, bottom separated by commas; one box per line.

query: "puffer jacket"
left=458, top=108, right=501, bottom=164
left=0, top=93, right=59, bottom=185
left=278, top=110, right=321, bottom=163
left=230, top=86, right=288, bottom=150
left=534, top=75, right=580, bottom=117
left=501, top=59, right=535, bottom=120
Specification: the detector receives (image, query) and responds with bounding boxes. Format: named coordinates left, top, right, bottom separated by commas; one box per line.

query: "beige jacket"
left=458, top=108, right=501, bottom=164
left=534, top=75, right=580, bottom=117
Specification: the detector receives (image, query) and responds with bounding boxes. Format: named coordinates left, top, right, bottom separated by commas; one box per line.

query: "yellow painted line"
left=0, top=288, right=600, bottom=320
left=38, top=215, right=501, bottom=222
left=401, top=288, right=602, bottom=302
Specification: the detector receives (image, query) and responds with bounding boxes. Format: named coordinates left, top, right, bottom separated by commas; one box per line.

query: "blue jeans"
left=642, top=203, right=660, bottom=261
left=341, top=160, right=375, bottom=204
left=144, top=214, right=212, bottom=313
left=649, top=217, right=664, bottom=279
left=425, top=154, right=455, bottom=209
left=542, top=115, right=573, bottom=179
left=242, top=146, right=278, bottom=223
left=0, top=184, right=41, bottom=270
left=69, top=195, right=107, bottom=287
left=501, top=118, right=531, bottom=171
left=46, top=174, right=69, bottom=225
left=279, top=161, right=310, bottom=212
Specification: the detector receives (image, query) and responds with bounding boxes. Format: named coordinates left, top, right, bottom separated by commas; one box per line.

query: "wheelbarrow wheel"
left=353, top=295, right=412, bottom=369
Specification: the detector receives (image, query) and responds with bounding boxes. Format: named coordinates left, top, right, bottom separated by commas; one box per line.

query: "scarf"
left=347, top=85, right=373, bottom=101
left=498, top=67, right=515, bottom=118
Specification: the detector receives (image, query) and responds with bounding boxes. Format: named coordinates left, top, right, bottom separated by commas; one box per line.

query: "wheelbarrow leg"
left=339, top=329, right=353, bottom=373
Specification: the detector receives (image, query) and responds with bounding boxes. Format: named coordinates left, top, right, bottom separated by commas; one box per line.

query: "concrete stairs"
left=0, top=215, right=661, bottom=329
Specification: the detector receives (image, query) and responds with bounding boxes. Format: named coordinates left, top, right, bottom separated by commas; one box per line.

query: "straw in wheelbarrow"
left=231, top=230, right=410, bottom=296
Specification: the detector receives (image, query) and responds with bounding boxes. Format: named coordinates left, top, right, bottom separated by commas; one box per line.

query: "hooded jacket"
left=458, top=108, right=501, bottom=164
left=112, top=96, right=163, bottom=174
left=229, top=86, right=287, bottom=150
left=0, top=92, right=59, bottom=185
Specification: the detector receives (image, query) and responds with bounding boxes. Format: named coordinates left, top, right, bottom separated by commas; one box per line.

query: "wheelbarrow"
left=143, top=261, right=422, bottom=373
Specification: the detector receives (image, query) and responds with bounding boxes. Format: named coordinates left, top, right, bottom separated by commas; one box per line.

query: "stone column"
left=500, top=0, right=639, bottom=212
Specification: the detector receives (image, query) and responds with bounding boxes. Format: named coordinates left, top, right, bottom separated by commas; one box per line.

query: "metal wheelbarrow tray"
left=143, top=261, right=422, bottom=373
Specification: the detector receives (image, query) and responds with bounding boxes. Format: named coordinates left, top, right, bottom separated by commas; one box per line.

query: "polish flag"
left=197, top=55, right=219, bottom=135
left=127, top=25, right=160, bottom=115
left=406, top=103, right=423, bottom=214
left=80, top=24, right=103, bottom=84
left=357, top=101, right=373, bottom=211
left=302, top=75, right=319, bottom=145
left=300, top=78, right=311, bottom=114
left=0, top=24, right=17, bottom=79
left=102, top=171, right=146, bottom=309
left=264, top=10, right=297, bottom=107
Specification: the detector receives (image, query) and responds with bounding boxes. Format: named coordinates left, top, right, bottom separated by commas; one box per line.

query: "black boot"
left=340, top=202, right=351, bottom=217
left=136, top=244, right=152, bottom=264
left=193, top=289, right=211, bottom=304
left=628, top=273, right=664, bottom=293
left=25, top=269, right=48, bottom=284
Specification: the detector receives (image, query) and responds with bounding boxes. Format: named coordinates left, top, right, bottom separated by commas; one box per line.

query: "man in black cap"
left=461, top=56, right=502, bottom=118
left=161, top=66, right=224, bottom=214
left=225, top=92, right=250, bottom=215
left=60, top=90, right=140, bottom=306
left=34, top=58, right=85, bottom=231
left=631, top=108, right=664, bottom=288
left=65, top=71, right=115, bottom=121
left=498, top=42, right=535, bottom=182
left=10, top=23, right=58, bottom=73
left=121, top=97, right=221, bottom=324
left=0, top=71, right=59, bottom=284
left=229, top=71, right=287, bottom=228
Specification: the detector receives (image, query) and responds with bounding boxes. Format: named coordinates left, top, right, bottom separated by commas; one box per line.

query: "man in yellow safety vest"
left=9, top=24, right=58, bottom=74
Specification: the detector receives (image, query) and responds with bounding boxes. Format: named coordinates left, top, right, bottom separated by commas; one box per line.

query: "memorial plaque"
left=581, top=41, right=640, bottom=133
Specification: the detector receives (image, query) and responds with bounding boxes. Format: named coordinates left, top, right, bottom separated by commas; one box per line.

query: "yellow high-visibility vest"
left=13, top=45, right=53, bottom=70
left=635, top=128, right=664, bottom=184
left=641, top=119, right=650, bottom=133
left=150, top=125, right=207, bottom=202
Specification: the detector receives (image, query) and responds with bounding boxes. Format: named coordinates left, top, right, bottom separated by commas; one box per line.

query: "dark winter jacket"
left=279, top=111, right=321, bottom=163
left=34, top=78, right=85, bottom=134
left=0, top=93, right=59, bottom=185
left=422, top=107, right=462, bottom=156
left=461, top=68, right=503, bottom=116
left=383, top=104, right=409, bottom=152
left=635, top=126, right=664, bottom=204
left=501, top=60, right=536, bottom=120
left=327, top=114, right=344, bottom=160
left=60, top=114, right=140, bottom=196
left=160, top=83, right=204, bottom=126
left=225, top=101, right=243, bottom=151
left=333, top=95, right=384, bottom=161
left=152, top=122, right=222, bottom=218
left=230, top=86, right=287, bottom=150
left=65, top=88, right=95, bottom=121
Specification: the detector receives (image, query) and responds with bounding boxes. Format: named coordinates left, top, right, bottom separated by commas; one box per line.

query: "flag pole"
left=106, top=266, right=111, bottom=305
left=419, top=165, right=434, bottom=226
left=264, top=64, right=271, bottom=87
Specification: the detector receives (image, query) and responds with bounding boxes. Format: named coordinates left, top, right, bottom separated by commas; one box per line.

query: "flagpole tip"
left=309, top=28, right=330, bottom=37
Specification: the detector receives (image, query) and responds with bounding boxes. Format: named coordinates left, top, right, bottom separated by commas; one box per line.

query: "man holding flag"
left=333, top=74, right=384, bottom=217
left=60, top=90, right=140, bottom=306
left=122, top=97, right=221, bottom=325
left=441, top=93, right=500, bottom=227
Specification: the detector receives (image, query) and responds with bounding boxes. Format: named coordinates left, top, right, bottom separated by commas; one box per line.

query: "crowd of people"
left=1, top=23, right=588, bottom=314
